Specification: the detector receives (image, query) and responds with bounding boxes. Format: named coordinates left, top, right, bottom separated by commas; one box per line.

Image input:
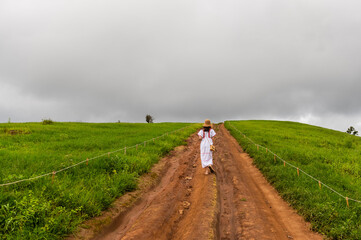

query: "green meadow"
left=225, top=120, right=361, bottom=239
left=0, top=122, right=201, bottom=239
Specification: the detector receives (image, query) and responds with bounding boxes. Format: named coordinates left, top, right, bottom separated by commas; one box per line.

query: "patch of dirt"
left=69, top=124, right=324, bottom=240
left=3, top=129, right=31, bottom=135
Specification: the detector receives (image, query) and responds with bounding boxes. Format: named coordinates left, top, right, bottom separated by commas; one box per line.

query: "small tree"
left=346, top=126, right=358, bottom=135
left=145, top=114, right=154, bottom=123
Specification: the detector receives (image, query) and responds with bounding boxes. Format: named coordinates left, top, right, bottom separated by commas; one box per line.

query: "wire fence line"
left=228, top=122, right=361, bottom=205
left=0, top=124, right=195, bottom=187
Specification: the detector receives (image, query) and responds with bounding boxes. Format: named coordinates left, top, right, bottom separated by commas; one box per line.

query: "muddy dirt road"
left=77, top=124, right=323, bottom=240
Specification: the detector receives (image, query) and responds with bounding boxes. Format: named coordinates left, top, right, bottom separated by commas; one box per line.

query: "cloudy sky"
left=1, top=0, right=360, bottom=131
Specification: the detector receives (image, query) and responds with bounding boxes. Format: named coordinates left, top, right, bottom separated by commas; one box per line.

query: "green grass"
left=225, top=120, right=361, bottom=239
left=0, top=122, right=201, bottom=239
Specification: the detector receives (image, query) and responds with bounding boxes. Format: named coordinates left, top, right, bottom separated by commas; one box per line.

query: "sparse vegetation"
left=225, top=120, right=361, bottom=239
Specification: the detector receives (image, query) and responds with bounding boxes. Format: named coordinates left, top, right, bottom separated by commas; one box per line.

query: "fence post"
left=52, top=171, right=56, bottom=184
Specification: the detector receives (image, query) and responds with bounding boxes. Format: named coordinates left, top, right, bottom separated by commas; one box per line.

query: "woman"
left=198, top=119, right=216, bottom=175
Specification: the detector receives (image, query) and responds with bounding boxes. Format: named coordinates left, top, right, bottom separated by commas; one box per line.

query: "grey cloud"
left=1, top=0, right=361, bottom=131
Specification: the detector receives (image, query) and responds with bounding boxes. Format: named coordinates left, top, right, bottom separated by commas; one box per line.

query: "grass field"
left=0, top=122, right=201, bottom=239
left=225, top=120, right=361, bottom=239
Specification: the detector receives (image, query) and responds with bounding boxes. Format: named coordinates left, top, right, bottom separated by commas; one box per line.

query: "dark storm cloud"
left=1, top=0, right=361, bottom=131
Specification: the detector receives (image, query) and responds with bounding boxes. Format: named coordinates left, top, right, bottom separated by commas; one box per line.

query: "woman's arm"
left=198, top=129, right=203, bottom=140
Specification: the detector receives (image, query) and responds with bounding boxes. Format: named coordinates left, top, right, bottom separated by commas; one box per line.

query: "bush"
left=42, top=119, right=54, bottom=125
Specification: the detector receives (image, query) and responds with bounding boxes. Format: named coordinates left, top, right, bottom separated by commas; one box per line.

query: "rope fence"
left=0, top=124, right=195, bottom=187
left=228, top=122, right=361, bottom=206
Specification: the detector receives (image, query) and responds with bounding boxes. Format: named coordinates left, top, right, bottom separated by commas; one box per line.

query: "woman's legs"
left=204, top=165, right=216, bottom=175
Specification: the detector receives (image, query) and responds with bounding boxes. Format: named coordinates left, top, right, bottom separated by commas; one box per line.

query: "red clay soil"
left=70, top=124, right=324, bottom=240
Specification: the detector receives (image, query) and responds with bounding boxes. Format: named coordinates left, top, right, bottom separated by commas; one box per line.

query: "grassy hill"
left=225, top=120, right=361, bottom=239
left=0, top=122, right=200, bottom=239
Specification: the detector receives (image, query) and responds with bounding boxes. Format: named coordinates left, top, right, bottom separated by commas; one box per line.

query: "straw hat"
left=203, top=119, right=211, bottom=127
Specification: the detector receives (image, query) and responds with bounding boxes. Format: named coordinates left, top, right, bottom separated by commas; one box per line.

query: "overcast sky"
left=1, top=0, right=360, bottom=131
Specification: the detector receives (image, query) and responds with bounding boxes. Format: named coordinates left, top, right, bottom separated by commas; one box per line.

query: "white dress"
left=198, top=129, right=216, bottom=168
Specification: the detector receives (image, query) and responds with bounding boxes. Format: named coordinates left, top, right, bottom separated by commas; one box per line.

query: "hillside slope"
left=225, top=120, right=361, bottom=239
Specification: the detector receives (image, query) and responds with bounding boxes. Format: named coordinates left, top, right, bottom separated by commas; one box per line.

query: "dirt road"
left=78, top=124, right=323, bottom=240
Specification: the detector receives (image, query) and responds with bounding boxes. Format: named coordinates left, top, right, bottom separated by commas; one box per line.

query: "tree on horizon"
left=346, top=126, right=358, bottom=135
left=146, top=114, right=154, bottom=123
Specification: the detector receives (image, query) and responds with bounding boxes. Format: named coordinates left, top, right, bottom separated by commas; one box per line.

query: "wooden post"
left=297, top=168, right=299, bottom=176
left=52, top=171, right=56, bottom=184
left=86, top=158, right=89, bottom=166
left=318, top=181, right=322, bottom=189
left=346, top=197, right=349, bottom=208
left=266, top=148, right=268, bottom=153
left=283, top=161, right=286, bottom=167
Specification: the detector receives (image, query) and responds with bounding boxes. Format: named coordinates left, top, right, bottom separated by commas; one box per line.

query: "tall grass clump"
left=0, top=122, right=201, bottom=239
left=42, top=118, right=54, bottom=125
left=225, top=120, right=361, bottom=240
